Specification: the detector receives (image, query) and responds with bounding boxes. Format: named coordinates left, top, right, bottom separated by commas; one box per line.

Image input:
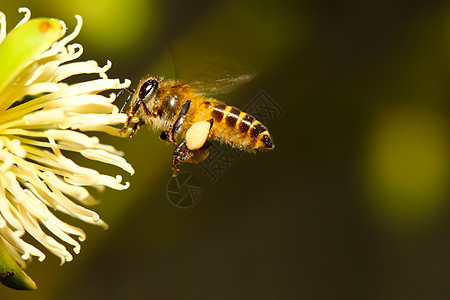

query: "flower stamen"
left=0, top=8, right=133, bottom=268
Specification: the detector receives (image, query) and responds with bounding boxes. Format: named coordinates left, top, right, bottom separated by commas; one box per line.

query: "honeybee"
left=120, top=74, right=274, bottom=175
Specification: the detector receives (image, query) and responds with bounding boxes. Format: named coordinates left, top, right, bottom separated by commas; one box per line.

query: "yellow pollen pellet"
left=185, top=121, right=211, bottom=150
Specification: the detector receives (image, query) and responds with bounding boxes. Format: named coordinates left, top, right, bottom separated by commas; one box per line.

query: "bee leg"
left=159, top=128, right=182, bottom=144
left=120, top=99, right=151, bottom=135
left=189, top=141, right=212, bottom=164
left=159, top=130, right=173, bottom=143
left=129, top=120, right=144, bottom=138
left=165, top=100, right=192, bottom=145
left=119, top=111, right=134, bottom=134
left=117, top=87, right=136, bottom=113
left=172, top=140, right=211, bottom=176
left=172, top=141, right=190, bottom=175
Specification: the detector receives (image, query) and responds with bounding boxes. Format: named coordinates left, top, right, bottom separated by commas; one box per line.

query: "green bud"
left=0, top=239, right=37, bottom=290
left=0, top=18, right=64, bottom=94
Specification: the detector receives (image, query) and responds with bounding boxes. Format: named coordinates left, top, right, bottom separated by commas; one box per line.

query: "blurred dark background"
left=1, top=0, right=449, bottom=299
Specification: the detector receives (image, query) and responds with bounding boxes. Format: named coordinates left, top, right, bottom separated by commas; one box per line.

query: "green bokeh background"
left=1, top=0, right=449, bottom=298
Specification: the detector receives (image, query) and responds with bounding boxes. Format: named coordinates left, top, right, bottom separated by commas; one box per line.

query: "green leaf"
left=0, top=18, right=64, bottom=95
left=0, top=239, right=37, bottom=290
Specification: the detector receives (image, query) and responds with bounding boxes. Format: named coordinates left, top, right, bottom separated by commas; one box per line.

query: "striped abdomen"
left=199, top=102, right=274, bottom=150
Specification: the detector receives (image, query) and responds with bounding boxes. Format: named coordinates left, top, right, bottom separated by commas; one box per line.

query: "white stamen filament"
left=15, top=7, right=31, bottom=28
left=81, top=149, right=135, bottom=175
left=0, top=12, right=6, bottom=43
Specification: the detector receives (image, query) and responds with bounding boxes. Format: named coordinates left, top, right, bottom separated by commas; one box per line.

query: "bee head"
left=119, top=76, right=163, bottom=136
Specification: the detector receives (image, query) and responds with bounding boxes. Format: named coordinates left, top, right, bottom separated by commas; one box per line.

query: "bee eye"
left=139, top=79, right=158, bottom=100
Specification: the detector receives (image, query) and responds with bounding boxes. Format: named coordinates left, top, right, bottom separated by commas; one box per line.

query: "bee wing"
left=173, top=54, right=259, bottom=95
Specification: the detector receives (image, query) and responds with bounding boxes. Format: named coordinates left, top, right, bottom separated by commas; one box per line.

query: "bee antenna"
left=118, top=87, right=136, bottom=113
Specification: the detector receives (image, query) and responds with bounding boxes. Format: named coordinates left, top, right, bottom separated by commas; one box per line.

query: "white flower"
left=0, top=8, right=134, bottom=267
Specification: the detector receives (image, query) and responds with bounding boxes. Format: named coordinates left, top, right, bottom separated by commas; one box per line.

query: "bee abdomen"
left=210, top=103, right=274, bottom=150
